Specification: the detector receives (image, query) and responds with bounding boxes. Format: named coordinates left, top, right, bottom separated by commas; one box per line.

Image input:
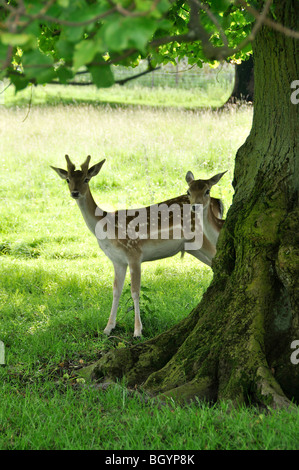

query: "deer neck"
left=75, top=187, right=102, bottom=235
left=203, top=202, right=223, bottom=247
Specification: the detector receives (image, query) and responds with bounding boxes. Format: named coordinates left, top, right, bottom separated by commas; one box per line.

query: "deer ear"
left=87, top=159, right=106, bottom=178
left=51, top=166, right=68, bottom=180
left=185, top=171, right=194, bottom=185
left=209, top=171, right=227, bottom=186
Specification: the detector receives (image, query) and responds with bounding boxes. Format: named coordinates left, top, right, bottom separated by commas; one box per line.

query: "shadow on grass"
left=5, top=93, right=252, bottom=115
left=5, top=95, right=223, bottom=112
left=6, top=95, right=133, bottom=109
left=3, top=86, right=235, bottom=113
left=0, top=256, right=209, bottom=365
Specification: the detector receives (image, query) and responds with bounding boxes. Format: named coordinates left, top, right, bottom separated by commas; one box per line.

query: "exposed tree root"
left=256, top=366, right=295, bottom=410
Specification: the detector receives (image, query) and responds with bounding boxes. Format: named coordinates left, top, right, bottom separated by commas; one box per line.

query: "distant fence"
left=74, top=60, right=235, bottom=90
left=112, top=61, right=235, bottom=90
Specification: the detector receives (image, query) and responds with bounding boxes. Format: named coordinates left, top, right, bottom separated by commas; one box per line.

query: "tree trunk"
left=227, top=56, right=254, bottom=103
left=80, top=1, right=299, bottom=408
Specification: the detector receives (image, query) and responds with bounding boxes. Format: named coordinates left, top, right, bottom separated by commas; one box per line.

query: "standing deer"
left=185, top=170, right=227, bottom=256
left=51, top=155, right=226, bottom=337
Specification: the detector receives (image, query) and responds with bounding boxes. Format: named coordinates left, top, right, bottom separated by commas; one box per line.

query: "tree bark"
left=80, top=1, right=299, bottom=408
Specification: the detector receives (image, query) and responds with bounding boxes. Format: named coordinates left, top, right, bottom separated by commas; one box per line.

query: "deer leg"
left=129, top=261, right=142, bottom=337
left=104, top=262, right=127, bottom=335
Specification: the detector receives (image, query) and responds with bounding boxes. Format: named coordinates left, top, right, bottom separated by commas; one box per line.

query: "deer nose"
left=71, top=191, right=80, bottom=199
left=192, top=204, right=202, bottom=212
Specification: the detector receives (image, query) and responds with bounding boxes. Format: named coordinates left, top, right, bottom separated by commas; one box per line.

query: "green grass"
left=1, top=90, right=297, bottom=450
left=1, top=381, right=298, bottom=450
left=2, top=80, right=233, bottom=109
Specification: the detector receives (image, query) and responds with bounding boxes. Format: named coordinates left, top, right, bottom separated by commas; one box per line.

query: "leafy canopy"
left=0, top=0, right=256, bottom=91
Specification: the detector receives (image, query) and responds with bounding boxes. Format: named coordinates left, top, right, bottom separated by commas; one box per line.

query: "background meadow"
left=0, top=96, right=250, bottom=357
left=1, top=84, right=297, bottom=450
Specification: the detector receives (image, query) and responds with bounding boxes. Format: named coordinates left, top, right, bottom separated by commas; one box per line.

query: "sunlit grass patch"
left=0, top=102, right=252, bottom=360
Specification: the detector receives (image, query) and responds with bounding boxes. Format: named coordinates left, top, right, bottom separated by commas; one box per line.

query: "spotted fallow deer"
left=185, top=170, right=227, bottom=256
left=51, top=155, right=226, bottom=337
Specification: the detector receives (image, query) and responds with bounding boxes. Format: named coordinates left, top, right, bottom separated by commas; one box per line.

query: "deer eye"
left=66, top=178, right=70, bottom=183
left=84, top=177, right=90, bottom=183
left=187, top=190, right=190, bottom=196
left=205, top=189, right=210, bottom=195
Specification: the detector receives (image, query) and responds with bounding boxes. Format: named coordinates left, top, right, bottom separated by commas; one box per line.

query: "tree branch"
left=237, top=0, right=299, bottom=39
left=48, top=65, right=161, bottom=87
left=194, top=0, right=229, bottom=47
left=151, top=0, right=273, bottom=61
left=1, top=0, right=298, bottom=79
left=116, top=65, right=161, bottom=85
left=232, top=0, right=273, bottom=52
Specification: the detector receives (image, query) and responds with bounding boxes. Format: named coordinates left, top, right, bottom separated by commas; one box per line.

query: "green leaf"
left=63, top=3, right=109, bottom=23
left=88, top=58, right=114, bottom=88
left=56, top=39, right=74, bottom=61
left=125, top=17, right=157, bottom=51
left=56, top=66, right=73, bottom=84
left=22, top=49, right=55, bottom=83
left=0, top=33, right=36, bottom=48
left=241, top=43, right=253, bottom=54
left=64, top=25, right=84, bottom=43
left=134, top=0, right=169, bottom=15
left=0, top=43, right=8, bottom=69
left=156, top=0, right=171, bottom=14
left=9, top=74, right=30, bottom=92
left=21, top=19, right=40, bottom=37
left=57, top=0, right=70, bottom=7
left=104, top=17, right=157, bottom=53
left=156, top=19, right=173, bottom=31
left=73, top=40, right=97, bottom=71
left=210, top=0, right=230, bottom=13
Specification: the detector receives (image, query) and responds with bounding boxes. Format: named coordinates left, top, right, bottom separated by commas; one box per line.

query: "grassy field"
left=2, top=79, right=233, bottom=109
left=0, top=85, right=298, bottom=450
